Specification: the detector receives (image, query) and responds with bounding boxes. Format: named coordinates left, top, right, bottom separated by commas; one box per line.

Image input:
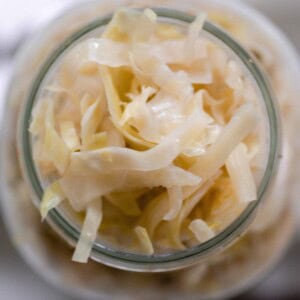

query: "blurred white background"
left=0, top=0, right=299, bottom=299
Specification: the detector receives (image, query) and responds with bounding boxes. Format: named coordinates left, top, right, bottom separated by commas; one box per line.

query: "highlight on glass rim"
left=1, top=0, right=299, bottom=299
left=30, top=7, right=267, bottom=263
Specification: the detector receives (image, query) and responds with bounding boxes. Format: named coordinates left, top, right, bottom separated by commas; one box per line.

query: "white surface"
left=0, top=220, right=72, bottom=300
left=0, top=0, right=299, bottom=299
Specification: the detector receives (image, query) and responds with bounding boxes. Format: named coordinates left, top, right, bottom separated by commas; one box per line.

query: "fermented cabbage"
left=30, top=8, right=265, bottom=262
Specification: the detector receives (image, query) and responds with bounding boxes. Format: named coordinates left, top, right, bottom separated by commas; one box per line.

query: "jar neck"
left=19, top=8, right=279, bottom=272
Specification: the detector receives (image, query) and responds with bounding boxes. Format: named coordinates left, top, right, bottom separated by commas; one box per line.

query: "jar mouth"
left=19, top=7, right=279, bottom=271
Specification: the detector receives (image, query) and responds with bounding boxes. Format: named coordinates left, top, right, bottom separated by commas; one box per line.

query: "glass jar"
left=1, top=0, right=299, bottom=299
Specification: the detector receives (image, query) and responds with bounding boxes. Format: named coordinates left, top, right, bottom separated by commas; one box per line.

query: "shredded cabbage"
left=163, top=176, right=220, bottom=249
left=60, top=163, right=201, bottom=211
left=185, top=13, right=206, bottom=65
left=225, top=143, right=257, bottom=203
left=40, top=181, right=65, bottom=220
left=106, top=191, right=143, bottom=216
left=190, top=104, right=258, bottom=180
left=41, top=101, right=70, bottom=174
left=100, top=65, right=153, bottom=149
left=59, top=121, right=80, bottom=151
left=164, top=186, right=183, bottom=221
left=189, top=219, right=215, bottom=243
left=81, top=97, right=106, bottom=150
left=107, top=8, right=156, bottom=43
left=131, top=49, right=193, bottom=99
left=134, top=226, right=154, bottom=255
left=86, top=38, right=130, bottom=67
left=72, top=199, right=103, bottom=263
left=70, top=111, right=205, bottom=172
left=30, top=8, right=265, bottom=261
left=29, top=99, right=48, bottom=135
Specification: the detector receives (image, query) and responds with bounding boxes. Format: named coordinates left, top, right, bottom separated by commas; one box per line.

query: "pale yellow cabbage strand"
left=189, top=104, right=258, bottom=180
left=60, top=164, right=201, bottom=211
left=72, top=199, right=103, bottom=263
left=70, top=112, right=204, bottom=172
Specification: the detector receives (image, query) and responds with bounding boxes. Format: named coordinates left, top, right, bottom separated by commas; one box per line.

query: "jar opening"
left=19, top=7, right=279, bottom=272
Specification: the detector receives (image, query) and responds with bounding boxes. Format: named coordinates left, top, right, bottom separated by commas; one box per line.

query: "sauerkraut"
left=30, top=8, right=267, bottom=263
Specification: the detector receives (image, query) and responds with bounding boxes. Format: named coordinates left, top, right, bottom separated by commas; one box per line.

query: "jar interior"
left=19, top=8, right=278, bottom=271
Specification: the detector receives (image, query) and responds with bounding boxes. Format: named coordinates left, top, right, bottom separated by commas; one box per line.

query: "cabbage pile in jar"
left=30, top=8, right=268, bottom=263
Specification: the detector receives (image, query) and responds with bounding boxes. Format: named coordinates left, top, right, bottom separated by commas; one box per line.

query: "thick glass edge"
left=20, top=7, right=278, bottom=266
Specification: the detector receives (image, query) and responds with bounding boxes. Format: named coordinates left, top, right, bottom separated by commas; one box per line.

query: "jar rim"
left=19, top=7, right=279, bottom=271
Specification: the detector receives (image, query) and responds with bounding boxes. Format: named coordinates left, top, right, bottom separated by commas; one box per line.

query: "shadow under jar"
left=1, top=1, right=298, bottom=300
